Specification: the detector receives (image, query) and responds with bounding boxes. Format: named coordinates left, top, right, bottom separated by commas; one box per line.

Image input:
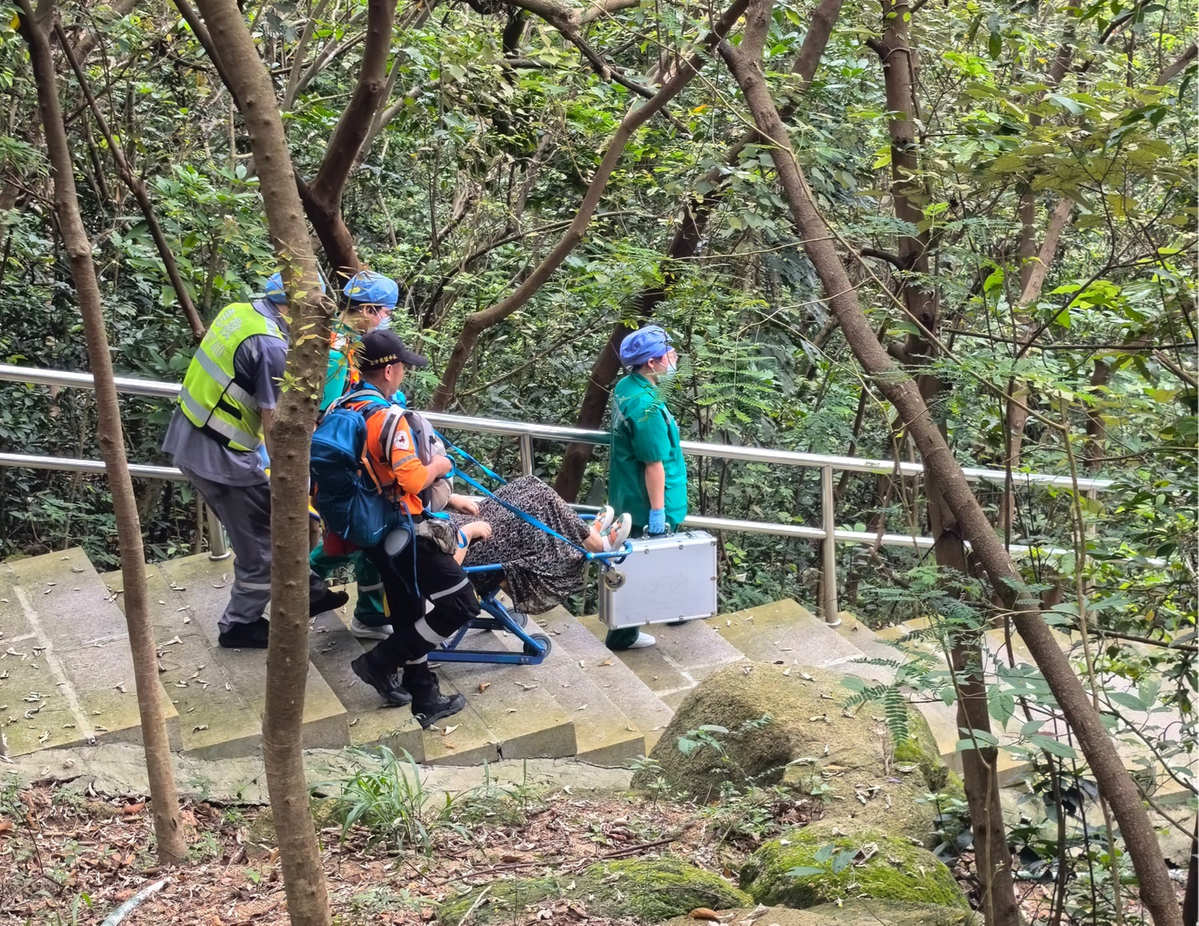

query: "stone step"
left=578, top=613, right=744, bottom=710
left=706, top=599, right=866, bottom=672
left=110, top=566, right=263, bottom=760
left=541, top=612, right=674, bottom=751
left=2, top=549, right=180, bottom=756
left=156, top=554, right=349, bottom=751
left=431, top=631, right=578, bottom=762
left=318, top=583, right=577, bottom=765
left=492, top=608, right=646, bottom=767
left=307, top=605, right=428, bottom=763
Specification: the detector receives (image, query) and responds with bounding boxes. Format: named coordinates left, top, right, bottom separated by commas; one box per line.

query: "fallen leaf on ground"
left=122, top=802, right=145, bottom=816
left=478, top=682, right=490, bottom=693
left=690, top=909, right=721, bottom=921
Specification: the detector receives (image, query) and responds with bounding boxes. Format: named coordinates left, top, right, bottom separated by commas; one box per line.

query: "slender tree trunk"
left=554, top=0, right=846, bottom=501
left=301, top=0, right=398, bottom=284
left=193, top=0, right=333, bottom=922
left=718, top=5, right=1183, bottom=922
left=55, top=21, right=205, bottom=341
left=17, top=0, right=186, bottom=866
left=428, top=0, right=752, bottom=412
left=867, top=5, right=1021, bottom=921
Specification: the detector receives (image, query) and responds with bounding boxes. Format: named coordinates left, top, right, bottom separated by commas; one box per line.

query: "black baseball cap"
left=358, top=329, right=428, bottom=370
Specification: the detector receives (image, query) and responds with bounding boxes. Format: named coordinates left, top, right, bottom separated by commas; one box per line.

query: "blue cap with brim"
left=265, top=271, right=326, bottom=304
left=619, top=325, right=673, bottom=367
left=343, top=270, right=400, bottom=309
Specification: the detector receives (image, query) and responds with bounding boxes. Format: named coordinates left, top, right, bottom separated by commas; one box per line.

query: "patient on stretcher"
left=436, top=475, right=630, bottom=615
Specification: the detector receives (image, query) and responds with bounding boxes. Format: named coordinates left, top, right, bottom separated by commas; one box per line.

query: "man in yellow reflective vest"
left=162, top=273, right=347, bottom=648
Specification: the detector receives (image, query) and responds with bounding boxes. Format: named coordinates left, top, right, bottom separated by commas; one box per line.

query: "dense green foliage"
left=0, top=0, right=1194, bottom=919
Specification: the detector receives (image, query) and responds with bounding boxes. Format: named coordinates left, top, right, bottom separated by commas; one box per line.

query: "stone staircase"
left=0, top=549, right=1190, bottom=803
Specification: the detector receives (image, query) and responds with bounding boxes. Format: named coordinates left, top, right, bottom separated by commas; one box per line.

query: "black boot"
left=310, top=586, right=350, bottom=617
left=218, top=617, right=269, bottom=649
left=403, top=663, right=466, bottom=729
left=351, top=653, right=412, bottom=707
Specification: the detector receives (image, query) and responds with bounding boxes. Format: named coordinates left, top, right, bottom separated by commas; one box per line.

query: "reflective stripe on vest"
left=178, top=302, right=284, bottom=452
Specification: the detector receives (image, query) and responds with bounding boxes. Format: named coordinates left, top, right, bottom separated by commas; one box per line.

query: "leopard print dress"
left=447, top=475, right=592, bottom=614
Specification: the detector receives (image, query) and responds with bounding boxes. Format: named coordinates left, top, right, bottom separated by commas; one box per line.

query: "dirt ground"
left=1, top=779, right=745, bottom=926
left=0, top=776, right=1175, bottom=926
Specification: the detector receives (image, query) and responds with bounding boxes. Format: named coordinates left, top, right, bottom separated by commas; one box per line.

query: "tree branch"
left=429, top=0, right=750, bottom=411
left=309, top=0, right=398, bottom=205
left=55, top=17, right=206, bottom=340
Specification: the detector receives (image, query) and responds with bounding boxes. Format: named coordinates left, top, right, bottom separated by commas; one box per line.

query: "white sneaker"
left=627, top=632, right=656, bottom=649
left=350, top=618, right=393, bottom=640
left=602, top=513, right=633, bottom=552
left=595, top=505, right=616, bottom=534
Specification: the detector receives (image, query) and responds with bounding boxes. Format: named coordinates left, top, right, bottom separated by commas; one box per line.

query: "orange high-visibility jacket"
left=343, top=389, right=430, bottom=516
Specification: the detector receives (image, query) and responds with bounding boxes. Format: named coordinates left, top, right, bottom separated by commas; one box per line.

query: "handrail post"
left=821, top=465, right=840, bottom=626
left=519, top=434, right=534, bottom=478
left=206, top=504, right=230, bottom=561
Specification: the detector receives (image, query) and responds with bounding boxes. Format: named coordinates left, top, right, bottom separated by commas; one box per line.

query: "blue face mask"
left=657, top=362, right=678, bottom=388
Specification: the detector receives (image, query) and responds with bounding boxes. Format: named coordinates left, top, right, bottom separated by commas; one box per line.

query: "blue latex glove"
left=647, top=507, right=667, bottom=535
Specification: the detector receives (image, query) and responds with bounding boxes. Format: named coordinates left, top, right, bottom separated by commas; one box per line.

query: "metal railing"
left=0, top=364, right=1113, bottom=624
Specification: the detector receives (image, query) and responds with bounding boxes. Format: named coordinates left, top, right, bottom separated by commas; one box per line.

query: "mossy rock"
left=437, top=856, right=751, bottom=925
left=245, top=798, right=340, bottom=855
left=740, top=822, right=968, bottom=910
left=656, top=901, right=980, bottom=926
left=632, top=663, right=946, bottom=844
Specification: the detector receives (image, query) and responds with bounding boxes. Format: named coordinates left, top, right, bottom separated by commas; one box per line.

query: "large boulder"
left=740, top=822, right=969, bottom=911
left=656, top=901, right=979, bottom=925
left=631, top=663, right=947, bottom=844
left=437, top=856, right=752, bottom=925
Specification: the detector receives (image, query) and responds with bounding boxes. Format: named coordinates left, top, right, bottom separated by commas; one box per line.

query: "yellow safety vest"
left=178, top=302, right=285, bottom=452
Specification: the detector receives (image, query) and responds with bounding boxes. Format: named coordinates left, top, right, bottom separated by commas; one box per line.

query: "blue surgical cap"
left=265, top=271, right=326, bottom=304
left=619, top=325, right=673, bottom=367
left=343, top=270, right=400, bottom=309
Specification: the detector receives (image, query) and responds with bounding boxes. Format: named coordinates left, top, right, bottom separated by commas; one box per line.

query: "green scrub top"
left=608, top=372, right=688, bottom=530
left=322, top=348, right=350, bottom=410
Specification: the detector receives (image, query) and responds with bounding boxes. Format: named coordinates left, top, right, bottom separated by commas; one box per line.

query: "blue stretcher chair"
left=423, top=434, right=629, bottom=667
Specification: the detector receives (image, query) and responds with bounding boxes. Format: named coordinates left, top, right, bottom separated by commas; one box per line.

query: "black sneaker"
left=404, top=666, right=466, bottom=729
left=218, top=618, right=269, bottom=649
left=310, top=587, right=350, bottom=617
left=350, top=654, right=412, bottom=707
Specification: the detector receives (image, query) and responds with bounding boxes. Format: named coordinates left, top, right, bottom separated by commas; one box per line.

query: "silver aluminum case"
left=598, top=530, right=718, bottom=629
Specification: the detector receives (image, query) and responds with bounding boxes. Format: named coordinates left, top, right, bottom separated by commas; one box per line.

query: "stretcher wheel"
left=602, top=569, right=626, bottom=591
left=509, top=611, right=529, bottom=630
left=524, top=633, right=551, bottom=658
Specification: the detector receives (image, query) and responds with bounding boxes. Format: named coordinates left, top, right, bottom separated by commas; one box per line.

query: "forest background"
left=0, top=0, right=1193, bottom=699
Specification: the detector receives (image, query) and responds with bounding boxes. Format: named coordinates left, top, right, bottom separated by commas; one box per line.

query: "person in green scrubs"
left=605, top=324, right=688, bottom=650
left=308, top=270, right=403, bottom=640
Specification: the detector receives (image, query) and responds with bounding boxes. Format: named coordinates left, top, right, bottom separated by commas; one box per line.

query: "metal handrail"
left=0, top=364, right=1108, bottom=624
left=0, top=365, right=1113, bottom=490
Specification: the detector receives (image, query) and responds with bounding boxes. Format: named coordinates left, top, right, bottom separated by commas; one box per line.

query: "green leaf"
left=1028, top=734, right=1078, bottom=758
left=1105, top=690, right=1147, bottom=712
left=988, top=31, right=1002, bottom=60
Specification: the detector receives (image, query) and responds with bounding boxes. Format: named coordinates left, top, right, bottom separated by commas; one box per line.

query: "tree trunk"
left=868, top=5, right=1021, bottom=921
left=718, top=4, right=1183, bottom=922
left=193, top=0, right=333, bottom=922
left=428, top=0, right=752, bottom=412
left=56, top=21, right=205, bottom=342
left=553, top=0, right=846, bottom=502
left=301, top=0, right=398, bottom=285
left=18, top=0, right=186, bottom=866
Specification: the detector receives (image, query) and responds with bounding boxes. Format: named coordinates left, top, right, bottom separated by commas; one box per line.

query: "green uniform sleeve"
left=321, top=349, right=349, bottom=411
left=629, top=401, right=673, bottom=464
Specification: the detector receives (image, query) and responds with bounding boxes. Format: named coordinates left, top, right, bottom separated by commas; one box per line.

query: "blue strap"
left=438, top=432, right=508, bottom=487
left=446, top=460, right=594, bottom=558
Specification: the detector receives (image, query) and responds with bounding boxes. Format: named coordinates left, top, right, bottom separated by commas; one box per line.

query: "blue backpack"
left=310, top=389, right=404, bottom=548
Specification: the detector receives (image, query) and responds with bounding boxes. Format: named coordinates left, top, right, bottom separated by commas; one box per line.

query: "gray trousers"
left=183, top=468, right=326, bottom=632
